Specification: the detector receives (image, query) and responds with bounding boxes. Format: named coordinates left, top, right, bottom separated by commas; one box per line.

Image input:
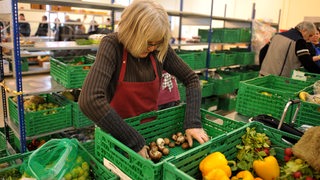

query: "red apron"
left=110, top=49, right=160, bottom=122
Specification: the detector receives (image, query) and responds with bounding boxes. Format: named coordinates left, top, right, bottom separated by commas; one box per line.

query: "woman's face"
left=138, top=39, right=163, bottom=58
left=310, top=30, right=320, bottom=45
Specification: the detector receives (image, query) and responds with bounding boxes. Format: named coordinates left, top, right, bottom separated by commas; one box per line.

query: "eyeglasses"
left=147, top=40, right=163, bottom=48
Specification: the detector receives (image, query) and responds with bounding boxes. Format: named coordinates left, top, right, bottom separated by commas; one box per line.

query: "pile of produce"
left=147, top=131, right=190, bottom=163
left=298, top=80, right=320, bottom=104
left=13, top=95, right=59, bottom=113
left=198, top=127, right=320, bottom=180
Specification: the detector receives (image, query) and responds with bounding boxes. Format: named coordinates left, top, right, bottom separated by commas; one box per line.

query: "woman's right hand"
left=138, top=145, right=150, bottom=159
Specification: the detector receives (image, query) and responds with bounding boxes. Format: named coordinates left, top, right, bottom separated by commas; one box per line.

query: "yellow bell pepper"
left=199, top=152, right=231, bottom=177
left=203, top=168, right=230, bottom=180
left=253, top=156, right=280, bottom=180
left=231, top=170, right=254, bottom=180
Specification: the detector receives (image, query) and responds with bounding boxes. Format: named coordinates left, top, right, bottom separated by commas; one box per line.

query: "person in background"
left=19, top=13, right=30, bottom=37
left=35, top=15, right=48, bottom=36
left=158, top=71, right=181, bottom=110
left=88, top=19, right=98, bottom=34
left=78, top=0, right=209, bottom=159
left=52, top=17, right=60, bottom=33
left=260, top=21, right=320, bottom=77
left=75, top=18, right=86, bottom=35
left=309, top=26, right=320, bottom=67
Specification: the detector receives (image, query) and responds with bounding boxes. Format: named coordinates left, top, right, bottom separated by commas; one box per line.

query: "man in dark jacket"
left=260, top=21, right=320, bottom=77
left=19, top=13, right=30, bottom=37
left=35, top=15, right=48, bottom=36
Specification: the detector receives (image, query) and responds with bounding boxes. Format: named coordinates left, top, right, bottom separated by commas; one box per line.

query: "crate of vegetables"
left=50, top=55, right=95, bottom=89
left=8, top=94, right=72, bottom=136
left=0, top=139, right=118, bottom=180
left=236, top=75, right=313, bottom=123
left=95, top=104, right=244, bottom=180
left=163, top=121, right=319, bottom=180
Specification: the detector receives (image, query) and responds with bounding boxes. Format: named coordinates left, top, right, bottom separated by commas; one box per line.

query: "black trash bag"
left=251, top=114, right=303, bottom=144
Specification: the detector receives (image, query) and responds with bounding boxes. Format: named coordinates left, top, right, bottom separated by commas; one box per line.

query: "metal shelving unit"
left=0, top=0, right=279, bottom=153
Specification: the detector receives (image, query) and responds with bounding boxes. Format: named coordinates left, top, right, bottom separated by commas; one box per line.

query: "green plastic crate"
left=163, top=121, right=300, bottom=180
left=177, top=51, right=206, bottom=70
left=0, top=132, right=7, bottom=158
left=239, top=28, right=251, bottom=42
left=211, top=28, right=225, bottom=43
left=8, top=94, right=72, bottom=137
left=50, top=55, right=95, bottom=88
left=216, top=50, right=237, bottom=67
left=198, top=29, right=210, bottom=42
left=292, top=85, right=320, bottom=127
left=236, top=75, right=313, bottom=123
left=218, top=95, right=237, bottom=111
left=200, top=79, right=214, bottom=98
left=210, top=72, right=241, bottom=95
left=9, top=58, right=29, bottom=72
left=57, top=90, right=94, bottom=128
left=0, top=140, right=119, bottom=180
left=95, top=104, right=244, bottom=180
left=209, top=53, right=225, bottom=68
left=201, top=97, right=219, bottom=111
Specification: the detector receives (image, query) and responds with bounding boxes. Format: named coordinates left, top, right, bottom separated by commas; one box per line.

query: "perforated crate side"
left=50, top=57, right=93, bottom=88
left=209, top=53, right=225, bottom=68
left=8, top=94, right=72, bottom=136
left=235, top=75, right=313, bottom=122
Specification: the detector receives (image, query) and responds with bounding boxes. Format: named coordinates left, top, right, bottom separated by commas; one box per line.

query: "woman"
left=78, top=0, right=209, bottom=159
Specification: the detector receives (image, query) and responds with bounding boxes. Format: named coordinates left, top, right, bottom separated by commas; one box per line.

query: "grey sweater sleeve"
left=96, top=109, right=146, bottom=152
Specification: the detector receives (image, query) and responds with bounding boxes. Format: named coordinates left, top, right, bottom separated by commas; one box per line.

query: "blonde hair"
left=117, top=0, right=171, bottom=62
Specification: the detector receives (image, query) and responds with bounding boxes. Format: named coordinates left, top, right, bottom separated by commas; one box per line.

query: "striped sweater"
left=78, top=33, right=202, bottom=152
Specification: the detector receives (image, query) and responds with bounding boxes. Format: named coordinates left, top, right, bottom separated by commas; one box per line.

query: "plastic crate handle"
left=278, top=99, right=301, bottom=129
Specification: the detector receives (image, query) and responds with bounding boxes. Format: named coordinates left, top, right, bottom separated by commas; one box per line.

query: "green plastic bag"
left=21, top=138, right=79, bottom=179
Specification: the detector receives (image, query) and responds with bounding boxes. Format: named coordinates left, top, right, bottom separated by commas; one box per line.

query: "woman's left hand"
left=185, top=128, right=209, bottom=147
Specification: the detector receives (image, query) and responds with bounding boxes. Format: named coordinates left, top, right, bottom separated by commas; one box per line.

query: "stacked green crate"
left=239, top=28, right=251, bottom=42
left=209, top=52, right=225, bottom=68
left=218, top=94, right=237, bottom=111
left=209, top=71, right=241, bottom=95
left=176, top=50, right=206, bottom=70
left=50, top=55, right=95, bottom=89
left=217, top=50, right=237, bottom=66
left=198, top=28, right=241, bottom=43
left=8, top=57, right=29, bottom=72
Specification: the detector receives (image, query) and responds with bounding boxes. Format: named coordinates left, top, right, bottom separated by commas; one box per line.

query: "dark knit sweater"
left=78, top=33, right=202, bottom=152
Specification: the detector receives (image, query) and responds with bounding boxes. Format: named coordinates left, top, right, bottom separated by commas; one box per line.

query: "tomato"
left=284, top=147, right=293, bottom=157
left=284, top=155, right=291, bottom=162
left=293, top=171, right=302, bottom=179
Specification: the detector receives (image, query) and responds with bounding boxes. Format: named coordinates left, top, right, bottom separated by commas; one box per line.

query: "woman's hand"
left=185, top=128, right=209, bottom=147
left=138, top=145, right=150, bottom=159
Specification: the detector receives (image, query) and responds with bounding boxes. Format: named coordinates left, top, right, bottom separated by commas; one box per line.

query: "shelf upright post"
left=249, top=3, right=256, bottom=51
left=177, top=0, right=183, bottom=51
left=12, top=0, right=27, bottom=153
left=205, top=0, right=214, bottom=80
left=111, top=0, right=115, bottom=32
